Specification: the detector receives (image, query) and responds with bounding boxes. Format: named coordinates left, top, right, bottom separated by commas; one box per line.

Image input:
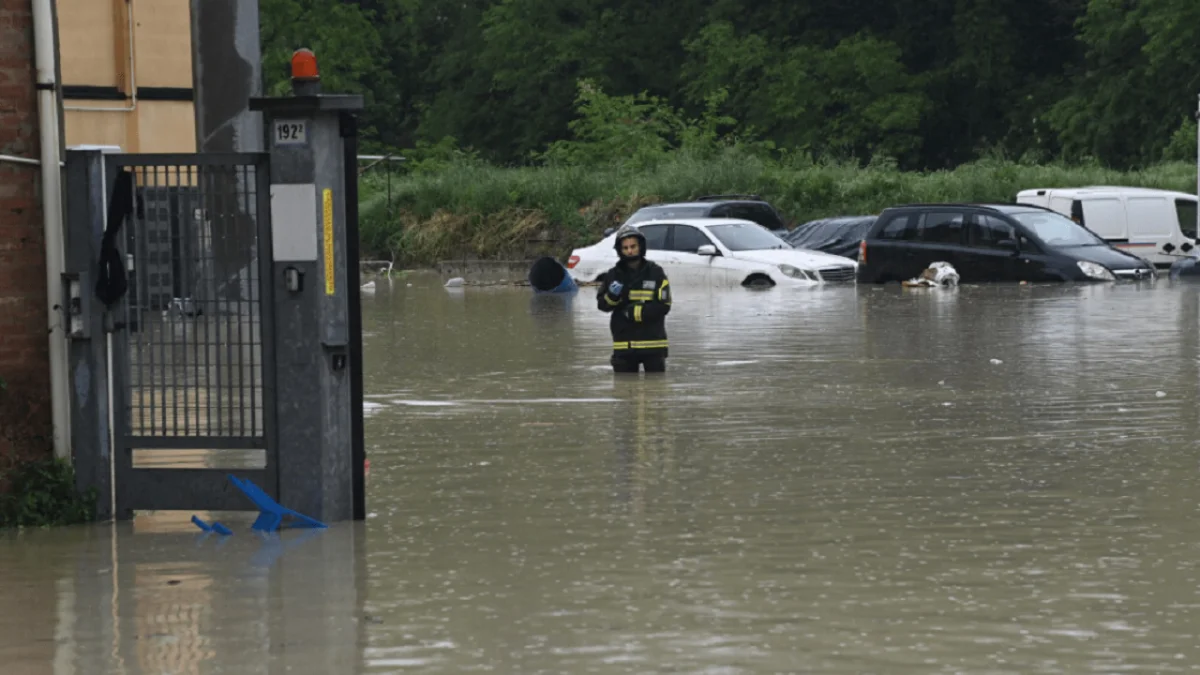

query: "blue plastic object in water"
left=191, top=515, right=232, bottom=535
left=528, top=256, right=578, bottom=294
left=248, top=527, right=326, bottom=568
left=228, top=474, right=328, bottom=531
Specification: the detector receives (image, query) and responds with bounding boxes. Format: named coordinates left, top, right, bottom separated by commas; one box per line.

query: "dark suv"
left=620, top=195, right=789, bottom=235
left=857, top=203, right=1156, bottom=283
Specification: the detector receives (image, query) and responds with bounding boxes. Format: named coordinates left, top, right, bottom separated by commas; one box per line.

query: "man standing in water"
left=596, top=225, right=672, bottom=373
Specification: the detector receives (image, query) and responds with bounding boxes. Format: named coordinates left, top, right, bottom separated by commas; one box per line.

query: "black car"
left=857, top=203, right=1157, bottom=284
left=618, top=195, right=790, bottom=235
left=784, top=215, right=878, bottom=259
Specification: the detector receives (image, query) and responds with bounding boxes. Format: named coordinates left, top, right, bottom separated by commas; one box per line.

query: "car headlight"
left=778, top=264, right=812, bottom=280
left=1077, top=261, right=1116, bottom=281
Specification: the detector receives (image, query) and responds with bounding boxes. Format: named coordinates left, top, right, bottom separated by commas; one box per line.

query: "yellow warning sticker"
left=322, top=188, right=335, bottom=295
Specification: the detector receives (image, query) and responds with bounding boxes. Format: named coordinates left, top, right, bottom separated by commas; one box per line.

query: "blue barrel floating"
left=528, top=256, right=578, bottom=294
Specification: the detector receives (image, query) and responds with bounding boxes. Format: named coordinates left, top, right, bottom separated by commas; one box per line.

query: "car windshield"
left=706, top=222, right=793, bottom=251
left=1011, top=210, right=1108, bottom=246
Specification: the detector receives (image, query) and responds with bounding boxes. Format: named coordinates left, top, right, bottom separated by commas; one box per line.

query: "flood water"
left=6, top=273, right=1200, bottom=673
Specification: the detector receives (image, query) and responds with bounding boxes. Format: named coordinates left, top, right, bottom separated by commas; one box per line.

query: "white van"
left=1015, top=186, right=1199, bottom=268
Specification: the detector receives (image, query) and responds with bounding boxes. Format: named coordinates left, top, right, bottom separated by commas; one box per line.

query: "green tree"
left=539, top=79, right=739, bottom=167
left=256, top=0, right=1199, bottom=171
left=1046, top=0, right=1200, bottom=167
left=259, top=0, right=391, bottom=147
left=682, top=23, right=928, bottom=165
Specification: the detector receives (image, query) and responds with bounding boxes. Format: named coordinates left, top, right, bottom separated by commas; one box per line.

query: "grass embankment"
left=357, top=151, right=1197, bottom=267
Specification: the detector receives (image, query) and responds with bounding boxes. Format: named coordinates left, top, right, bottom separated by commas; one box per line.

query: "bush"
left=0, top=376, right=97, bottom=528
left=0, top=457, right=97, bottom=529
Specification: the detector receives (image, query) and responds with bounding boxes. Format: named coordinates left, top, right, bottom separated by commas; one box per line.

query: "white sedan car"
left=566, top=218, right=858, bottom=288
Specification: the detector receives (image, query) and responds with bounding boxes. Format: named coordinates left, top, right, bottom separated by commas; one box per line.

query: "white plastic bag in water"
left=927, top=261, right=960, bottom=286
left=904, top=261, right=960, bottom=287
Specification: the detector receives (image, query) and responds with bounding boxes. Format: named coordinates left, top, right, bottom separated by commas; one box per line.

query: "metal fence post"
left=64, top=149, right=112, bottom=519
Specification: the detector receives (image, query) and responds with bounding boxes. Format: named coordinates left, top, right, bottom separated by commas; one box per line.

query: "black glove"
left=622, top=304, right=638, bottom=321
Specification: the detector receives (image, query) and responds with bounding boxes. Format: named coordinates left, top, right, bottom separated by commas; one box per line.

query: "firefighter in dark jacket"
left=596, top=226, right=672, bottom=373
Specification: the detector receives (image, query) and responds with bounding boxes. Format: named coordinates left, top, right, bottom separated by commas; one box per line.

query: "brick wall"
left=0, top=0, right=52, bottom=465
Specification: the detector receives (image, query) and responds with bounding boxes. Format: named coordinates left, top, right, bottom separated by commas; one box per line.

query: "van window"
left=877, top=213, right=918, bottom=240
left=1176, top=199, right=1198, bottom=240
left=920, top=212, right=965, bottom=244
left=966, top=215, right=1015, bottom=248
left=1125, top=197, right=1173, bottom=237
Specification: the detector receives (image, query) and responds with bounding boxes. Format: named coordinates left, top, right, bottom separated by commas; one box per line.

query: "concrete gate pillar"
left=250, top=49, right=365, bottom=524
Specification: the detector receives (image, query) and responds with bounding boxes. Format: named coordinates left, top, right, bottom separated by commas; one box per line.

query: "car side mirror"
left=603, top=227, right=615, bottom=237
left=696, top=244, right=718, bottom=256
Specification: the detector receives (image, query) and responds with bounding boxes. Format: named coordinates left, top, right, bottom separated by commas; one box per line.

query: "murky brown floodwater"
left=5, top=273, right=1200, bottom=674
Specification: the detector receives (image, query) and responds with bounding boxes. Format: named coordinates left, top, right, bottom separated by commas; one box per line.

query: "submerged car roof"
left=636, top=200, right=771, bottom=210
left=885, top=203, right=1050, bottom=215
left=974, top=203, right=1048, bottom=214
left=630, top=217, right=768, bottom=228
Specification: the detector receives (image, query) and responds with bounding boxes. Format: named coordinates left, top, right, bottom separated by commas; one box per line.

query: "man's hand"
left=622, top=304, right=639, bottom=321
left=607, top=280, right=624, bottom=297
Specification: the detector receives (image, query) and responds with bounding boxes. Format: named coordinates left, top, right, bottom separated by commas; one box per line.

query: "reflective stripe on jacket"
left=596, top=260, right=671, bottom=356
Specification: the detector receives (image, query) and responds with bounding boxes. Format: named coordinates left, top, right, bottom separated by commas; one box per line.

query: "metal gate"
left=103, top=153, right=277, bottom=518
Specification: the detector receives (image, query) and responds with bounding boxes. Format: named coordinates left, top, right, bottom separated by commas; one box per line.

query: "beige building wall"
left=57, top=0, right=196, bottom=153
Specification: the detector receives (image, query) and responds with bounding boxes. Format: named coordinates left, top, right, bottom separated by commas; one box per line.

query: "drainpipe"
left=32, top=0, right=71, bottom=460
left=0, top=154, right=44, bottom=166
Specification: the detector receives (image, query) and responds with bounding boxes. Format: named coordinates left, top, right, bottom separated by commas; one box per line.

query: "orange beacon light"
left=291, top=48, right=319, bottom=81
